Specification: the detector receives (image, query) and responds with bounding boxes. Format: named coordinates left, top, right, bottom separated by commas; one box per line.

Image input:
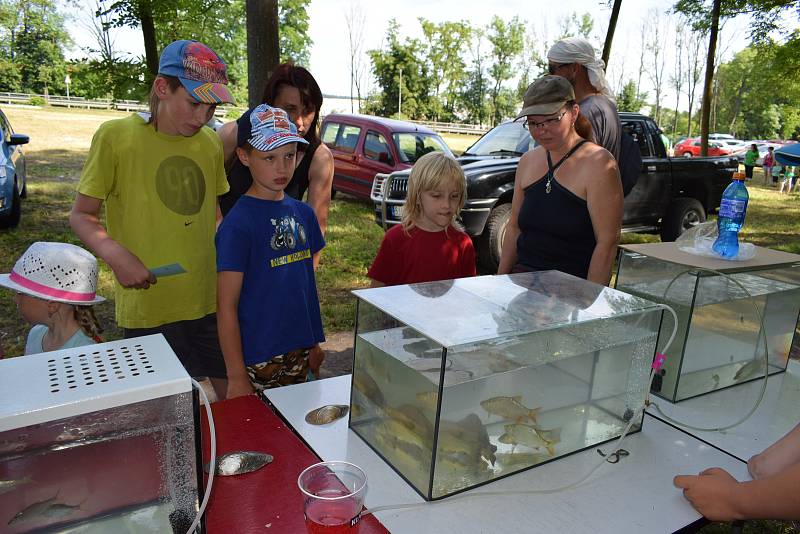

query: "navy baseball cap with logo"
left=158, top=40, right=234, bottom=105
left=244, top=104, right=309, bottom=152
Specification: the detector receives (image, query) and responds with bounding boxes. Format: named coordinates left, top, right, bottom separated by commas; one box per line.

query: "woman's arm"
left=306, top=144, right=334, bottom=235
left=217, top=120, right=239, bottom=170
left=585, top=154, right=623, bottom=285
left=497, top=152, right=534, bottom=274
left=217, top=270, right=253, bottom=399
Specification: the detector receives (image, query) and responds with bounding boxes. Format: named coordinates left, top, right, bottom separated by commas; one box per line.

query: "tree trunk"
left=139, top=1, right=159, bottom=86
left=601, top=0, right=622, bottom=68
left=700, top=0, right=721, bottom=157
left=728, top=77, right=746, bottom=135
left=246, top=0, right=280, bottom=108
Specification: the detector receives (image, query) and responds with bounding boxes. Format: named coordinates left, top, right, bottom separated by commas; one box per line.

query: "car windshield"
left=391, top=133, right=451, bottom=164
left=462, top=121, right=534, bottom=156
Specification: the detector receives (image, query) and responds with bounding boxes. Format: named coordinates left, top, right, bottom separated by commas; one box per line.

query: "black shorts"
left=745, top=165, right=754, bottom=178
left=124, top=313, right=226, bottom=379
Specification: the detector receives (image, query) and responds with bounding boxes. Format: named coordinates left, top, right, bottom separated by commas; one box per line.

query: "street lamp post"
left=64, top=74, right=71, bottom=108
left=398, top=67, right=403, bottom=117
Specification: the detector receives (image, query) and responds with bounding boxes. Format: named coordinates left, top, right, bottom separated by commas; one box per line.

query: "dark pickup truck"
left=371, top=112, right=739, bottom=271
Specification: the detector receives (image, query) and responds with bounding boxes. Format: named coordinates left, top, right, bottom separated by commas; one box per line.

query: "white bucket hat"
left=0, top=242, right=105, bottom=305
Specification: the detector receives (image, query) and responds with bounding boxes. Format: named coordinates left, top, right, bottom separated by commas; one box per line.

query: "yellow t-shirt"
left=77, top=114, right=229, bottom=328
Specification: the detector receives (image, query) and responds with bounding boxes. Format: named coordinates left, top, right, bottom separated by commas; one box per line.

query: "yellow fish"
left=416, top=390, right=440, bottom=411
left=498, top=423, right=561, bottom=456
left=480, top=395, right=541, bottom=424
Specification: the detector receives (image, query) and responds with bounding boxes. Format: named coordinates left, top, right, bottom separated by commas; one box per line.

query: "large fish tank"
left=349, top=271, right=663, bottom=500
left=0, top=334, right=201, bottom=533
left=615, top=244, right=800, bottom=402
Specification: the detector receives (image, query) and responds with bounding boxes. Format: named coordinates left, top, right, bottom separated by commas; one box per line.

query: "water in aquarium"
left=350, top=315, right=659, bottom=500
left=0, top=393, right=198, bottom=533
left=619, top=272, right=800, bottom=401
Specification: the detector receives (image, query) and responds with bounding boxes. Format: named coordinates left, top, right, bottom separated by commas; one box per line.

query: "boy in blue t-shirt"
left=216, top=104, right=325, bottom=398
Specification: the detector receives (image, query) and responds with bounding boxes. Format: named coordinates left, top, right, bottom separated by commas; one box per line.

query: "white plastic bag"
left=675, top=221, right=756, bottom=261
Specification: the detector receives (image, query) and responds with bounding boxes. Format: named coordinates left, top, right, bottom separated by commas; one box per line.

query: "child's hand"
left=107, top=247, right=157, bottom=289
left=226, top=376, right=255, bottom=399
left=674, top=468, right=743, bottom=521
left=308, top=345, right=325, bottom=378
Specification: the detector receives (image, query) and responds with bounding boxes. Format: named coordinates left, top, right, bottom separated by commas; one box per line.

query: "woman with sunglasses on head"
left=218, top=64, right=334, bottom=239
left=497, top=75, right=623, bottom=286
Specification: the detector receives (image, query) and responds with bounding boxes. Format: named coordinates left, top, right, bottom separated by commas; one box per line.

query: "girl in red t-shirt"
left=368, top=152, right=477, bottom=287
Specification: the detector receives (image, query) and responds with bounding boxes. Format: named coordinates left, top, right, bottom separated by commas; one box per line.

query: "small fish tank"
left=349, top=271, right=663, bottom=500
left=615, top=244, right=800, bottom=403
left=0, top=334, right=202, bottom=533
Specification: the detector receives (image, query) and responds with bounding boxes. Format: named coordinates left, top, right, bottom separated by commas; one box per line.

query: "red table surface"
left=200, top=395, right=390, bottom=534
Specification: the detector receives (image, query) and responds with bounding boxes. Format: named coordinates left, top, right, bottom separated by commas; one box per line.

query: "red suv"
left=674, top=138, right=732, bottom=157
left=320, top=114, right=452, bottom=200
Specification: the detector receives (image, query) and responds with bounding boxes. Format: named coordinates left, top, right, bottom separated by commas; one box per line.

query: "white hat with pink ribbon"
left=0, top=242, right=105, bottom=305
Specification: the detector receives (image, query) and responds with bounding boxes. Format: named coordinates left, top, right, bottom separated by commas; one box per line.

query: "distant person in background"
left=218, top=63, right=334, bottom=238
left=0, top=242, right=104, bottom=355
left=779, top=165, right=794, bottom=194
left=547, top=37, right=620, bottom=161
left=674, top=422, right=800, bottom=521
left=762, top=146, right=775, bottom=185
left=744, top=144, right=759, bottom=180
left=498, top=76, right=622, bottom=285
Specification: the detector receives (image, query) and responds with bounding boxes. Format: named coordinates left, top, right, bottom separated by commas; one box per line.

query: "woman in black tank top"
left=497, top=75, right=623, bottom=285
left=218, top=64, right=334, bottom=235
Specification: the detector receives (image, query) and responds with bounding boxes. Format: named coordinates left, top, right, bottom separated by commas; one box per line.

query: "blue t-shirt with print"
left=216, top=195, right=325, bottom=365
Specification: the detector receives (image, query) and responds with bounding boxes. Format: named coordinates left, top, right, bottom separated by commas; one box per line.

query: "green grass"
left=441, top=132, right=482, bottom=155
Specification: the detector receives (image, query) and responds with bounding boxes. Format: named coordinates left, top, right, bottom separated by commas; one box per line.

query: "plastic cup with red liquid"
left=298, top=461, right=367, bottom=533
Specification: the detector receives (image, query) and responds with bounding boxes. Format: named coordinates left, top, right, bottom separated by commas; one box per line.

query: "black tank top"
left=515, top=141, right=596, bottom=279
left=219, top=108, right=320, bottom=216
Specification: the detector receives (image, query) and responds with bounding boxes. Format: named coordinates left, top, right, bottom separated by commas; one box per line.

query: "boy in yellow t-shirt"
left=70, top=40, right=234, bottom=397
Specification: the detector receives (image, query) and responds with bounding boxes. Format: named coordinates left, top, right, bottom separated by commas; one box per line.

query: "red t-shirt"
left=367, top=225, right=477, bottom=286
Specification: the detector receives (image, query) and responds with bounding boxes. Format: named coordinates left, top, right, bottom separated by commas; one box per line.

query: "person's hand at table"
left=673, top=468, right=743, bottom=521
left=226, top=375, right=255, bottom=399
left=308, top=345, right=325, bottom=378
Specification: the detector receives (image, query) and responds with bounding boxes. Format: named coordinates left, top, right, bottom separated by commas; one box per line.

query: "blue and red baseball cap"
left=244, top=104, right=309, bottom=152
left=158, top=40, right=234, bottom=105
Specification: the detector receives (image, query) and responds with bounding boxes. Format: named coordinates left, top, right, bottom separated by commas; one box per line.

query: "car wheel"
left=0, top=181, right=21, bottom=229
left=660, top=198, right=705, bottom=242
left=19, top=177, right=26, bottom=199
left=477, top=203, right=511, bottom=273
left=682, top=152, right=692, bottom=158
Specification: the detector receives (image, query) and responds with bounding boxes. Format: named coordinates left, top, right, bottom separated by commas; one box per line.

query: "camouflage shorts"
left=246, top=349, right=310, bottom=392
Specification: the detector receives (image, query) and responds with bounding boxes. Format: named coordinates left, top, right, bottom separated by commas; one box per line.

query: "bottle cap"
left=733, top=171, right=746, bottom=180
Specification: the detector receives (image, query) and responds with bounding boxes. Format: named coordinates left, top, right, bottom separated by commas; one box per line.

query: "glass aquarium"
left=0, top=335, right=201, bottom=533
left=349, top=271, right=662, bottom=500
left=615, top=246, right=800, bottom=402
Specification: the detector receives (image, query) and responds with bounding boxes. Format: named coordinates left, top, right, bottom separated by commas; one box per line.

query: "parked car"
left=0, top=107, right=29, bottom=228
left=320, top=113, right=452, bottom=200
left=373, top=113, right=739, bottom=271
left=674, top=138, right=733, bottom=157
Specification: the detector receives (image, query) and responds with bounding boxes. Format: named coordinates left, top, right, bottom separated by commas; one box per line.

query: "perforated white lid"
left=0, top=334, right=191, bottom=433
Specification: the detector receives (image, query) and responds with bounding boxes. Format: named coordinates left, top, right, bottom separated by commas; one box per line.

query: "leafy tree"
left=486, top=16, right=524, bottom=126
left=367, top=19, right=433, bottom=119
left=616, top=80, right=648, bottom=112
left=0, top=0, right=70, bottom=93
left=461, top=26, right=489, bottom=126
left=419, top=18, right=472, bottom=121
left=279, top=0, right=311, bottom=65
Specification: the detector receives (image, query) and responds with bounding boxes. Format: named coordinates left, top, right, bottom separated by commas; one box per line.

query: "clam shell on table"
left=305, top=404, right=350, bottom=425
left=204, top=451, right=273, bottom=476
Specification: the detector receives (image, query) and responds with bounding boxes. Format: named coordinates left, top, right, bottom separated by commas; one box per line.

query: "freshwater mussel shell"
left=305, top=404, right=350, bottom=425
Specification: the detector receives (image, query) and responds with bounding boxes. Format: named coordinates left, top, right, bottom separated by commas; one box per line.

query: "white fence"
left=0, top=92, right=235, bottom=117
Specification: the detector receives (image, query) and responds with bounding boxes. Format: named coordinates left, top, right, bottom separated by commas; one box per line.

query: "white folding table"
left=265, top=375, right=750, bottom=534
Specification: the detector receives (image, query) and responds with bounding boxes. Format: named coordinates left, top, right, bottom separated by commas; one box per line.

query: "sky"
left=68, top=0, right=761, bottom=111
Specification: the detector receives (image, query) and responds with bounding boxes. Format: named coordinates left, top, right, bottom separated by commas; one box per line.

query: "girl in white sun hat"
left=1, top=242, right=105, bottom=355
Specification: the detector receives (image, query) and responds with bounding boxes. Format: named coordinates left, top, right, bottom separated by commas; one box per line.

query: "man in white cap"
left=547, top=37, right=621, bottom=161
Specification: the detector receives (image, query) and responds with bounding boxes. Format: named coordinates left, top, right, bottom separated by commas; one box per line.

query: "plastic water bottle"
left=713, top=171, right=749, bottom=259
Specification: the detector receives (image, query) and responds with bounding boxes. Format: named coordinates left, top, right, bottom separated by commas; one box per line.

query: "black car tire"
left=0, top=181, right=21, bottom=229
left=19, top=177, right=26, bottom=199
left=660, top=198, right=705, bottom=242
left=477, top=202, right=511, bottom=273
